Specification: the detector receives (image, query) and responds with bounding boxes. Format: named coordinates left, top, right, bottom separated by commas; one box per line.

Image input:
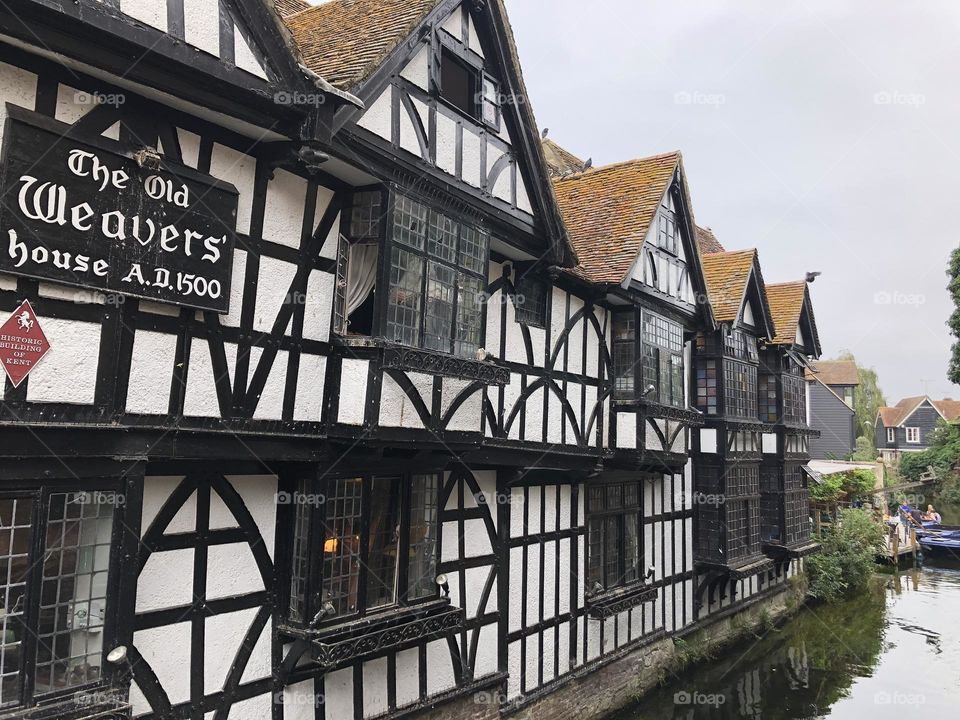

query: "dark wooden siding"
left=875, top=401, right=943, bottom=451
left=808, top=381, right=855, bottom=459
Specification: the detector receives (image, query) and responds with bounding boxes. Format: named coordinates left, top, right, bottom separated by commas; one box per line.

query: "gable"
left=118, top=0, right=286, bottom=83
left=288, top=0, right=573, bottom=264
left=742, top=297, right=756, bottom=327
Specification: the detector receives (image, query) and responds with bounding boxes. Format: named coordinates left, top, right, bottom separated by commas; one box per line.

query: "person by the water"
left=922, top=504, right=943, bottom=524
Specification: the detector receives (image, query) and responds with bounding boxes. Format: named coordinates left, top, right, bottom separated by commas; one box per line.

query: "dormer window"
left=436, top=38, right=500, bottom=129
left=440, top=48, right=475, bottom=117
left=656, top=196, right=680, bottom=255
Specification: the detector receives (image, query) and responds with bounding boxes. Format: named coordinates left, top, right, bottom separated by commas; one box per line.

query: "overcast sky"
left=505, top=0, right=960, bottom=404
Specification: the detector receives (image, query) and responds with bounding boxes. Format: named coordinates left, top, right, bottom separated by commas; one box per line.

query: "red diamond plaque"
left=0, top=300, right=51, bottom=388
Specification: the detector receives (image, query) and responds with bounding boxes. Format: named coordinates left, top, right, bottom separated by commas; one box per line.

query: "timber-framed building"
left=0, top=2, right=822, bottom=720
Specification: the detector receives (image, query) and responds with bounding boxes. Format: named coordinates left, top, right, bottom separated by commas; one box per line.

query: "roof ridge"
left=552, top=150, right=681, bottom=182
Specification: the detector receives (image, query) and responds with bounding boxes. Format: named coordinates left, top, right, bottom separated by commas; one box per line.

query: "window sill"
left=585, top=582, right=658, bottom=619
left=0, top=694, right=130, bottom=720
left=379, top=342, right=510, bottom=385
left=278, top=599, right=464, bottom=668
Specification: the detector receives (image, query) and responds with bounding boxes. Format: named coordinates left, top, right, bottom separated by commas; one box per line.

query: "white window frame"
left=905, top=427, right=920, bottom=444
left=886, top=427, right=896, bottom=443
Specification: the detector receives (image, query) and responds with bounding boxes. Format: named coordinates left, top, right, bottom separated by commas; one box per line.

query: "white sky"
left=505, top=0, right=960, bottom=403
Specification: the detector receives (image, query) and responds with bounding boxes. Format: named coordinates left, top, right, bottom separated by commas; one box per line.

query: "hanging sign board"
left=0, top=107, right=239, bottom=313
left=0, top=300, right=50, bottom=388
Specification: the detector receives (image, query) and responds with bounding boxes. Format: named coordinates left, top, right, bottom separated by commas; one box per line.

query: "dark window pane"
left=386, top=247, right=423, bottom=346
left=515, top=274, right=547, bottom=328
left=407, top=475, right=440, bottom=601
left=35, top=492, right=114, bottom=695
left=366, top=478, right=401, bottom=610
left=288, top=482, right=311, bottom=623
left=321, top=478, right=363, bottom=617
left=428, top=211, right=457, bottom=263
left=424, top=262, right=455, bottom=353
left=393, top=196, right=428, bottom=250
left=455, top=273, right=484, bottom=358
left=0, top=497, right=34, bottom=706
left=441, top=49, right=475, bottom=117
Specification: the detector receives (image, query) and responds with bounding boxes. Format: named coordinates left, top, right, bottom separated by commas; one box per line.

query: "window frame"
left=286, top=472, right=442, bottom=629
left=382, top=192, right=490, bottom=359
left=514, top=272, right=547, bottom=329
left=905, top=427, right=920, bottom=444
left=0, top=480, right=125, bottom=711
left=639, top=309, right=686, bottom=408
left=886, top=427, right=896, bottom=444
left=434, top=29, right=501, bottom=131
left=586, top=479, right=644, bottom=593
left=333, top=189, right=387, bottom=338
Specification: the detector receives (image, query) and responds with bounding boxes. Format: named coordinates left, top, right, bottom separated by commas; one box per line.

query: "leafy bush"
left=899, top=421, right=960, bottom=483
left=809, top=469, right=876, bottom=504
left=806, top=508, right=885, bottom=602
left=850, top=435, right=878, bottom=462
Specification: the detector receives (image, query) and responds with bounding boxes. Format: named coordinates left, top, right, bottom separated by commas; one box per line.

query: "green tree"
left=948, top=247, right=960, bottom=385
left=831, top=351, right=886, bottom=455
left=806, top=508, right=885, bottom=602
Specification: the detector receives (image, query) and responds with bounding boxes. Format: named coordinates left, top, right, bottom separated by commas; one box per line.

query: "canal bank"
left=606, top=559, right=960, bottom=719
left=506, top=576, right=809, bottom=720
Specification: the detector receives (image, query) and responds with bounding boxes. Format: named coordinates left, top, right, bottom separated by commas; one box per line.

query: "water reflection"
left=614, top=559, right=960, bottom=719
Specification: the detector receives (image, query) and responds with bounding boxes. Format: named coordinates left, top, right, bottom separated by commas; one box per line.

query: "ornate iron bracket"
left=381, top=346, right=510, bottom=385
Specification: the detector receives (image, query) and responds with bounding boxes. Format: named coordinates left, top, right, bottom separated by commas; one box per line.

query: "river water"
left=612, top=556, right=960, bottom=719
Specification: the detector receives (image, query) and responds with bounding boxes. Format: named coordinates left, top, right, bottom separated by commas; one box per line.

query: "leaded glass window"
left=294, top=474, right=441, bottom=626
left=640, top=310, right=685, bottom=407
left=723, top=359, right=757, bottom=419
left=612, top=312, right=636, bottom=400
left=515, top=274, right=547, bottom=328
left=386, top=195, right=489, bottom=358
left=0, top=490, right=120, bottom=708
left=586, top=480, right=644, bottom=592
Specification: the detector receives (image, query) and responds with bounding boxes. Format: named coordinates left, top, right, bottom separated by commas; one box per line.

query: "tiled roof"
left=696, top=226, right=725, bottom=254
left=878, top=396, right=928, bottom=427
left=700, top=250, right=756, bottom=323
left=541, top=138, right=585, bottom=177
left=765, top=281, right=807, bottom=346
left=284, top=0, right=439, bottom=90
left=933, top=399, right=960, bottom=421
left=274, top=0, right=309, bottom=17
left=552, top=152, right=681, bottom=284
left=805, top=360, right=859, bottom=386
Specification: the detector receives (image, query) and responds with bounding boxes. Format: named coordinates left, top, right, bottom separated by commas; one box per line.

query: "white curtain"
left=345, top=240, right=378, bottom=317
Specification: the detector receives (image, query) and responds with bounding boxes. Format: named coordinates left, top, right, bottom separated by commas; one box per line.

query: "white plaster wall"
left=524, top=385, right=544, bottom=442
left=203, top=607, right=262, bottom=694
left=263, top=169, right=307, bottom=249
left=294, top=353, right=326, bottom=422
left=442, top=379, right=482, bottom=432
left=362, top=658, right=389, bottom=718
left=435, top=113, right=458, bottom=176
left=131, top=622, right=192, bottom=711
left=400, top=45, right=430, bottom=90
left=762, top=432, right=777, bottom=453
left=137, top=549, right=195, bottom=613
left=120, top=0, right=167, bottom=31
left=249, top=347, right=288, bottom=421
left=183, top=340, right=235, bottom=417
left=324, top=668, right=352, bottom=719
left=206, top=542, right=265, bottom=600
left=379, top=372, right=430, bottom=429
left=253, top=255, right=297, bottom=334
left=425, top=639, right=456, bottom=695
left=235, top=31, right=268, bottom=80
left=461, top=128, right=482, bottom=187
left=25, top=319, right=100, bottom=404
left=338, top=359, right=369, bottom=425
left=357, top=87, right=393, bottom=140
left=394, top=648, right=419, bottom=707
left=183, top=0, right=220, bottom=57
left=209, top=143, right=256, bottom=235
left=398, top=99, right=422, bottom=158
left=617, top=412, right=637, bottom=449
left=283, top=680, right=317, bottom=720
left=126, top=331, right=177, bottom=414
left=700, top=428, right=718, bottom=454
left=177, top=128, right=202, bottom=169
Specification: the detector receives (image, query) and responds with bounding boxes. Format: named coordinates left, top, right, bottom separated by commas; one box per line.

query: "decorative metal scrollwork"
left=311, top=607, right=464, bottom=667
left=381, top=346, right=510, bottom=385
